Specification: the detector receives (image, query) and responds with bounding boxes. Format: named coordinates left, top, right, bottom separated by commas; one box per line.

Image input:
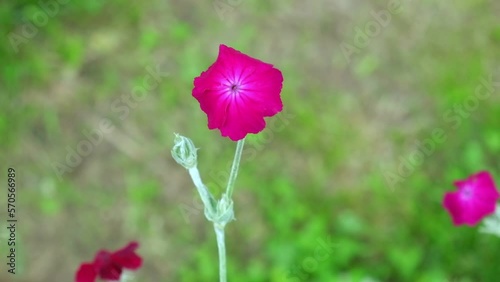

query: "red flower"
left=75, top=242, right=142, bottom=282
left=443, top=171, right=499, bottom=226
left=193, top=44, right=284, bottom=141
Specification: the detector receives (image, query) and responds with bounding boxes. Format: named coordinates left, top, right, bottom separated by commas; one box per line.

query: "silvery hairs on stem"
left=171, top=133, right=235, bottom=227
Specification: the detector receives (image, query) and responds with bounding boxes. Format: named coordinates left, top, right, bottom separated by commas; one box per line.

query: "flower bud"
left=171, top=134, right=198, bottom=169
left=480, top=204, right=500, bottom=237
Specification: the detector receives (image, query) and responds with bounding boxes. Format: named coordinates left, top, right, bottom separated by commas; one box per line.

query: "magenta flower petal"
left=111, top=241, right=143, bottom=270
left=75, top=242, right=142, bottom=282
left=94, top=250, right=122, bottom=280
left=443, top=171, right=499, bottom=226
left=193, top=44, right=284, bottom=141
left=75, top=263, right=97, bottom=282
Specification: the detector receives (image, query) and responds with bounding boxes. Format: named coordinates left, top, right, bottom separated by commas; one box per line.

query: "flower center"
left=230, top=83, right=240, bottom=94
left=462, top=185, right=474, bottom=199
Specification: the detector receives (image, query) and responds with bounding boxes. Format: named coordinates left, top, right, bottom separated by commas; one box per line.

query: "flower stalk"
left=214, top=224, right=227, bottom=282
left=226, top=139, right=245, bottom=199
left=188, top=167, right=217, bottom=217
left=172, top=135, right=247, bottom=282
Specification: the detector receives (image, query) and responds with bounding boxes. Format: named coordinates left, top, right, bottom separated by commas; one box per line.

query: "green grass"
left=1, top=0, right=499, bottom=281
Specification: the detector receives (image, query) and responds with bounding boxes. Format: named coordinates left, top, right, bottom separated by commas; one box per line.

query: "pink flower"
left=192, top=44, right=284, bottom=141
left=443, top=171, right=499, bottom=226
left=75, top=241, right=142, bottom=282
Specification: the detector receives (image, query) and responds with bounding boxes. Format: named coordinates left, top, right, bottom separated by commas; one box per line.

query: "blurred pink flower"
left=443, top=171, right=499, bottom=226
left=192, top=44, right=284, bottom=141
left=75, top=241, right=142, bottom=282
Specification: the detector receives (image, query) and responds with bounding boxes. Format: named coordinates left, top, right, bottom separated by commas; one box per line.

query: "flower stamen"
left=230, top=84, right=239, bottom=94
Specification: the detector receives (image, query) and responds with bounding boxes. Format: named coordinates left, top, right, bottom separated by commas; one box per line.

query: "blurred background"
left=1, top=0, right=500, bottom=281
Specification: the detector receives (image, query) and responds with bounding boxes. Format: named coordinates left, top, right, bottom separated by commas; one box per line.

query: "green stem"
left=214, top=224, right=227, bottom=282
left=225, top=138, right=245, bottom=199
left=188, top=167, right=216, bottom=215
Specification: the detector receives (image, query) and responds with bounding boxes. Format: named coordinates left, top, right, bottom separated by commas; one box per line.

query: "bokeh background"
left=1, top=0, right=500, bottom=281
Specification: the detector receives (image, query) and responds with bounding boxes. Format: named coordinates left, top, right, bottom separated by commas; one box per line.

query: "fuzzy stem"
left=214, top=224, right=227, bottom=282
left=225, top=138, right=245, bottom=199
left=188, top=167, right=216, bottom=215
